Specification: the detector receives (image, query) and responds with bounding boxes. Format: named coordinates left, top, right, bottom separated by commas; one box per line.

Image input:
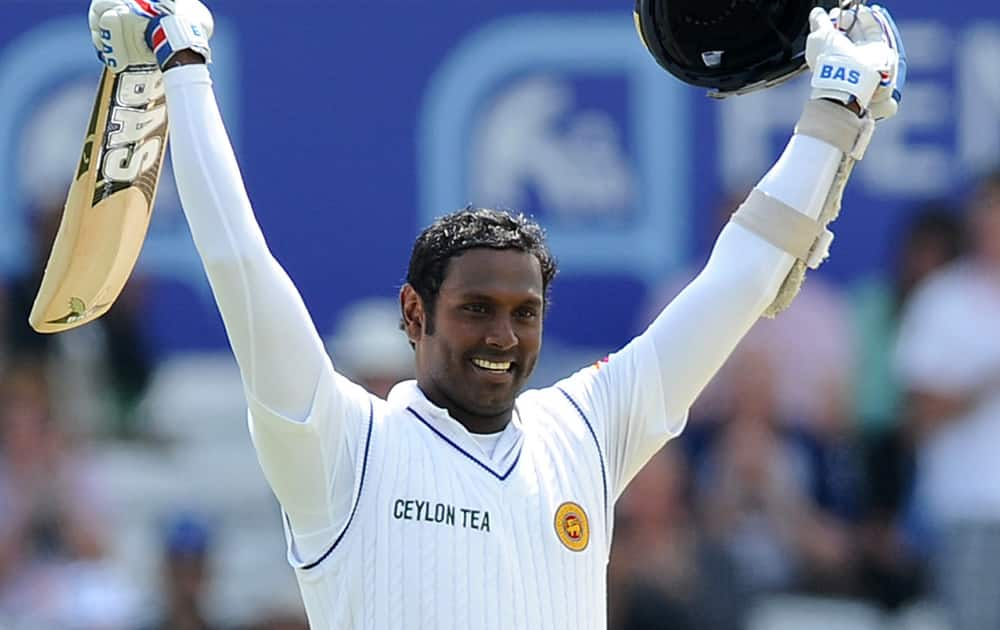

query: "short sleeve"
left=248, top=362, right=374, bottom=542
left=552, top=333, right=686, bottom=501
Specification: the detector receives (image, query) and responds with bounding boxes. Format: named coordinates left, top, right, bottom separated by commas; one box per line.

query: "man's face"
left=403, top=248, right=544, bottom=431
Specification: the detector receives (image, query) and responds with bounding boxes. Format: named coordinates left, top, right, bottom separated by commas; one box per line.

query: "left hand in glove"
left=806, top=4, right=906, bottom=120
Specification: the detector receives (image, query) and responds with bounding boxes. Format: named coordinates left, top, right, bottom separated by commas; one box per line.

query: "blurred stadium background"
left=1, top=0, right=999, bottom=628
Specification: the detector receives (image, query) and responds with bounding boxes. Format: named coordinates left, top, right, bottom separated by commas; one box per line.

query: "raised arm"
left=88, top=1, right=371, bottom=543
left=558, top=6, right=905, bottom=499
left=162, top=56, right=328, bottom=417
left=89, top=0, right=328, bottom=417
left=651, top=4, right=904, bottom=425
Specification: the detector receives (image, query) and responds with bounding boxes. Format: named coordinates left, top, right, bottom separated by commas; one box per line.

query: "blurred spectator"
left=851, top=204, right=963, bottom=611
left=608, top=443, right=749, bottom=630
left=731, top=279, right=855, bottom=439
left=893, top=169, right=1000, bottom=630
left=325, top=297, right=414, bottom=398
left=853, top=203, right=964, bottom=430
left=856, top=426, right=925, bottom=611
left=0, top=359, right=104, bottom=575
left=142, top=514, right=221, bottom=630
left=693, top=348, right=860, bottom=597
left=0, top=358, right=134, bottom=626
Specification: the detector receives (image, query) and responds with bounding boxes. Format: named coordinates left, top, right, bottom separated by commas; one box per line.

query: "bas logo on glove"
left=819, top=65, right=864, bottom=85
left=809, top=3, right=905, bottom=119
left=29, top=66, right=168, bottom=333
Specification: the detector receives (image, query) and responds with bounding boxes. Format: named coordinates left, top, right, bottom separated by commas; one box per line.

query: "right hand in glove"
left=89, top=0, right=214, bottom=73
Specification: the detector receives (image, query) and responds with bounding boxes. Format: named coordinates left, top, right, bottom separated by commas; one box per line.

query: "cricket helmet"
left=633, top=0, right=855, bottom=97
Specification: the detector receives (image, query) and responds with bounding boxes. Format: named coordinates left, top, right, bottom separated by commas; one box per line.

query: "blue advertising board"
left=0, top=1, right=998, bottom=355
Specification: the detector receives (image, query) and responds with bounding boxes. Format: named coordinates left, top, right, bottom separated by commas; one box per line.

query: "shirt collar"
left=387, top=380, right=525, bottom=475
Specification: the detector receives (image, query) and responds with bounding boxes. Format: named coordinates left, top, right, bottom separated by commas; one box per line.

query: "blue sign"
left=0, top=1, right=997, bottom=355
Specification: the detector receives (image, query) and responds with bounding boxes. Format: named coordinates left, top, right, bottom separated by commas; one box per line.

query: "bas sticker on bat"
left=97, top=69, right=168, bottom=201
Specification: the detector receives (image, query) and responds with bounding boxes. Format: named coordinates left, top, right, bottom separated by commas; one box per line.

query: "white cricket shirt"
left=248, top=337, right=682, bottom=630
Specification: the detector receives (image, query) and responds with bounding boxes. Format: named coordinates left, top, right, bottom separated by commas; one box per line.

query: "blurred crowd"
left=0, top=201, right=311, bottom=628
left=0, top=169, right=998, bottom=629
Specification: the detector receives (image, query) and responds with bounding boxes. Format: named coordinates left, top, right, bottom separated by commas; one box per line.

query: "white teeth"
left=472, top=359, right=511, bottom=371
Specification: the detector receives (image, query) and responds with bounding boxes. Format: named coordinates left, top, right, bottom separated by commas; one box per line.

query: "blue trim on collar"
left=406, top=407, right=522, bottom=481
left=557, top=388, right=608, bottom=516
left=299, top=398, right=375, bottom=571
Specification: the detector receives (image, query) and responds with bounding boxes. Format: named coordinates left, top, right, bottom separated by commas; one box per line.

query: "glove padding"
left=89, top=0, right=213, bottom=73
left=806, top=5, right=903, bottom=119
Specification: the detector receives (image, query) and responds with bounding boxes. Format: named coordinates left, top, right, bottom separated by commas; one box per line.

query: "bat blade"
left=29, top=66, right=169, bottom=333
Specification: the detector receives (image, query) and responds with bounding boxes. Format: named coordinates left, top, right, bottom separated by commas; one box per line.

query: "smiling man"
left=84, top=0, right=904, bottom=628
left=401, top=219, right=555, bottom=434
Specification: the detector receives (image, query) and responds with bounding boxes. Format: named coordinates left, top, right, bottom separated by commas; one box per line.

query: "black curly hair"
left=404, top=207, right=558, bottom=335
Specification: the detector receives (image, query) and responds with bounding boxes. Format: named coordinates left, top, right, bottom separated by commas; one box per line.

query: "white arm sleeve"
left=556, top=134, right=843, bottom=500
left=164, top=65, right=370, bottom=539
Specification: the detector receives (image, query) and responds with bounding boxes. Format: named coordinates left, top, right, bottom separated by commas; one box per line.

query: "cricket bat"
left=29, top=65, right=169, bottom=333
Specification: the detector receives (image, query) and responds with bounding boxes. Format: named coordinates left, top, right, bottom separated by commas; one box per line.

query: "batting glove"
left=805, top=5, right=903, bottom=119
left=830, top=4, right=906, bottom=120
left=89, top=0, right=213, bottom=73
